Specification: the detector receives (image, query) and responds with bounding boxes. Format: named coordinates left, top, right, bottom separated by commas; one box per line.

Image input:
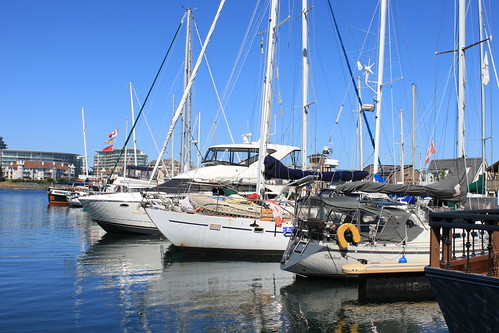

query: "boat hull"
left=47, top=189, right=72, bottom=206
left=425, top=267, right=499, bottom=333
left=79, top=193, right=160, bottom=235
left=145, top=208, right=292, bottom=257
left=280, top=236, right=430, bottom=277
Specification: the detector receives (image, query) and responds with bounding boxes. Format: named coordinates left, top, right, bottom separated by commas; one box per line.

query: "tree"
left=0, top=137, right=7, bottom=181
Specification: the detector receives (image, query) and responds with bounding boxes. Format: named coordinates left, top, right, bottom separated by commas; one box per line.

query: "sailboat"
left=280, top=0, right=474, bottom=277
left=48, top=107, right=97, bottom=206
left=80, top=3, right=306, bottom=236
left=143, top=0, right=305, bottom=255
left=279, top=161, right=468, bottom=277
left=79, top=140, right=301, bottom=235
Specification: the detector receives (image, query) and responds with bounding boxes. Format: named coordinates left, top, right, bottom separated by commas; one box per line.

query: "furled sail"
left=334, top=157, right=468, bottom=203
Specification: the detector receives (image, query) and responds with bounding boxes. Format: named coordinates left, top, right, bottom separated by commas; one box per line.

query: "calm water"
left=0, top=189, right=448, bottom=332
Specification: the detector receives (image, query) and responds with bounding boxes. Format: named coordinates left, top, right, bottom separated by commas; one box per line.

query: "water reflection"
left=281, top=279, right=359, bottom=332
left=0, top=189, right=450, bottom=332
left=80, top=234, right=166, bottom=282
left=151, top=258, right=296, bottom=332
left=76, top=232, right=447, bottom=332
left=0, top=189, right=47, bottom=226
left=281, top=278, right=447, bottom=332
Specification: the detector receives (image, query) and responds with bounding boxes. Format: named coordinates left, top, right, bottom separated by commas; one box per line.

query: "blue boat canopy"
left=264, top=155, right=369, bottom=182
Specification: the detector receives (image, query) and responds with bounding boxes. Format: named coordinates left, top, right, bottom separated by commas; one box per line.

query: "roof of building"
left=487, top=160, right=499, bottom=173
left=3, top=149, right=78, bottom=156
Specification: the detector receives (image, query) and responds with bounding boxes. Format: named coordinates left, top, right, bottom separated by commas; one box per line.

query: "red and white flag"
left=108, top=128, right=119, bottom=139
left=105, top=128, right=119, bottom=144
left=425, top=140, right=436, bottom=164
left=102, top=145, right=114, bottom=152
left=268, top=199, right=283, bottom=227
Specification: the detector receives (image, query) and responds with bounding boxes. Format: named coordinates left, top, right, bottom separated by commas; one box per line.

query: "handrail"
left=428, top=209, right=499, bottom=276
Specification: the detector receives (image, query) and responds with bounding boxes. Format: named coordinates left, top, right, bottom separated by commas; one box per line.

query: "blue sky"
left=1, top=0, right=497, bottom=170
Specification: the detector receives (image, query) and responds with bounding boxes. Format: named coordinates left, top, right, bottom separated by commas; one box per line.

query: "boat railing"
left=428, top=208, right=499, bottom=276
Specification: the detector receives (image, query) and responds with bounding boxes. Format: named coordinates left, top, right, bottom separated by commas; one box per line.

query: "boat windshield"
left=202, top=147, right=276, bottom=167
left=280, top=150, right=301, bottom=169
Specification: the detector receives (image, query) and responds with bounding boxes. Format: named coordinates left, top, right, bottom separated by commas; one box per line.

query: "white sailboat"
left=50, top=107, right=95, bottom=207
left=144, top=0, right=300, bottom=255
left=280, top=0, right=474, bottom=277
left=79, top=140, right=300, bottom=235
left=79, top=3, right=304, bottom=236
left=279, top=170, right=466, bottom=277
left=80, top=4, right=226, bottom=235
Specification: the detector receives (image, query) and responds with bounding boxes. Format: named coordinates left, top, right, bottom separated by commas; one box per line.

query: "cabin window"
left=280, top=150, right=302, bottom=169
left=202, top=147, right=276, bottom=167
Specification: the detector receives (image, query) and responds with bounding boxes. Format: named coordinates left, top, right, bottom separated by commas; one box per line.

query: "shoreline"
left=0, top=182, right=51, bottom=190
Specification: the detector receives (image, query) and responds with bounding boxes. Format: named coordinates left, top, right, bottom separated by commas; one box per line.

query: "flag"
left=268, top=199, right=283, bottom=227
left=108, top=128, right=119, bottom=139
left=482, top=51, right=490, bottom=85
left=104, top=128, right=118, bottom=143
left=425, top=140, right=436, bottom=164
left=108, top=128, right=119, bottom=140
left=102, top=145, right=114, bottom=152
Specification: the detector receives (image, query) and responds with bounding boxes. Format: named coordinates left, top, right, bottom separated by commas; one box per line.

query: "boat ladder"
left=290, top=233, right=311, bottom=256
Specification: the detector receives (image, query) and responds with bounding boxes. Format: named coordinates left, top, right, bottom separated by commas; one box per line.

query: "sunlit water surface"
left=0, top=189, right=448, bottom=332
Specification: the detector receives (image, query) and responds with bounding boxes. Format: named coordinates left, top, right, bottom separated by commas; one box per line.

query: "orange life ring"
left=336, top=223, right=361, bottom=249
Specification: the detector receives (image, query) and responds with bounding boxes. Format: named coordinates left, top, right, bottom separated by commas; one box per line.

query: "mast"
left=148, top=0, right=226, bottom=185
left=373, top=0, right=387, bottom=175
left=399, top=108, right=404, bottom=184
left=411, top=83, right=416, bottom=184
left=301, top=0, right=309, bottom=170
left=197, top=111, right=201, bottom=167
left=478, top=0, right=487, bottom=193
left=457, top=0, right=466, bottom=158
left=171, top=95, right=175, bottom=177
left=81, top=108, right=89, bottom=177
left=129, top=82, right=138, bottom=166
left=358, top=76, right=363, bottom=170
left=256, top=0, right=279, bottom=198
left=181, top=8, right=193, bottom=173
left=124, top=119, right=128, bottom=177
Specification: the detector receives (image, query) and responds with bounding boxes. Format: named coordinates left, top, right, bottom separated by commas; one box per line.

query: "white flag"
left=482, top=51, right=490, bottom=86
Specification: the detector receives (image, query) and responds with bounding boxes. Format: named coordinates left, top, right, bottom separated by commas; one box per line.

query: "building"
left=1, top=149, right=81, bottom=180
left=4, top=161, right=75, bottom=181
left=93, top=148, right=148, bottom=176
left=362, top=164, right=420, bottom=184
left=487, top=160, right=499, bottom=194
left=149, top=158, right=182, bottom=178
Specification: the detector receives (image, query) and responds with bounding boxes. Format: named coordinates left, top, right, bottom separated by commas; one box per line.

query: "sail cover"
left=334, top=157, right=468, bottom=203
left=264, top=155, right=369, bottom=182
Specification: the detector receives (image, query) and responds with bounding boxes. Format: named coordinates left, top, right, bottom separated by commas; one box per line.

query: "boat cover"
left=334, top=157, right=468, bottom=204
left=264, top=155, right=369, bottom=182
left=297, top=195, right=424, bottom=242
